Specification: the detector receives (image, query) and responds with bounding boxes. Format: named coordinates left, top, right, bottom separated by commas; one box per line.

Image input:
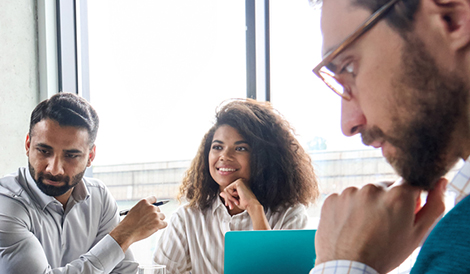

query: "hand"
left=110, top=196, right=167, bottom=252
left=220, top=179, right=271, bottom=230
left=220, top=178, right=260, bottom=211
left=315, top=178, right=447, bottom=273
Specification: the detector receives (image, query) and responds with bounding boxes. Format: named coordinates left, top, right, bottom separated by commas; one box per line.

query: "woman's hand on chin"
left=220, top=178, right=257, bottom=210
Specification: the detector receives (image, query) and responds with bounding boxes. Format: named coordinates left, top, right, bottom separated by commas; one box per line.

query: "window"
left=88, top=0, right=246, bottom=165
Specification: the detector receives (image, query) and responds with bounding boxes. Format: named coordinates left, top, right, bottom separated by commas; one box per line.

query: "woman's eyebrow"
left=235, top=140, right=249, bottom=145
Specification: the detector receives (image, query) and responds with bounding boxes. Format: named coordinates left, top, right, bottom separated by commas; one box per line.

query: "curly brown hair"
left=178, top=99, right=319, bottom=211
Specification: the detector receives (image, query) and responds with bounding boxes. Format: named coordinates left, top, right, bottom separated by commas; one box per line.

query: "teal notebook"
left=224, top=229, right=316, bottom=274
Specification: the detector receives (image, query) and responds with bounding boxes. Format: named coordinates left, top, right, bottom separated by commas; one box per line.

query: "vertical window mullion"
left=56, top=0, right=78, bottom=95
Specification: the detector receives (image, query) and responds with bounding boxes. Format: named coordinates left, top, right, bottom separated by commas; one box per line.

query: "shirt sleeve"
left=310, top=261, right=379, bottom=274
left=153, top=208, right=191, bottom=274
left=0, top=193, right=137, bottom=274
left=93, top=186, right=138, bottom=274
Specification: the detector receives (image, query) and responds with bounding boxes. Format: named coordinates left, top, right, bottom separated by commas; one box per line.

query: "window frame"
left=38, top=0, right=90, bottom=101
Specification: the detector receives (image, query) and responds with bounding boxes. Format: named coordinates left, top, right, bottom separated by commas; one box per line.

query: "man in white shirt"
left=310, top=0, right=470, bottom=273
left=0, top=92, right=167, bottom=273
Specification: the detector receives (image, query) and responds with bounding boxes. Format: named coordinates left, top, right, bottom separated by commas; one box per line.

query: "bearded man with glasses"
left=311, top=0, right=470, bottom=273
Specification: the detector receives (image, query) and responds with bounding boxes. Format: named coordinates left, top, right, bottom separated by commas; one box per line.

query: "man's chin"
left=37, top=181, right=72, bottom=197
left=388, top=157, right=446, bottom=190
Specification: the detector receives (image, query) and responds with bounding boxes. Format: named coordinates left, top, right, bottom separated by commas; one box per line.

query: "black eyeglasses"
left=313, top=0, right=401, bottom=100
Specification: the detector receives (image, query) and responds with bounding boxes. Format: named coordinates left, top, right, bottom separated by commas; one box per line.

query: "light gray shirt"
left=154, top=197, right=308, bottom=274
left=0, top=167, right=138, bottom=274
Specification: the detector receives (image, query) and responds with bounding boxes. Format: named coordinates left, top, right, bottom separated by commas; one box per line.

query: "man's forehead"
left=30, top=119, right=91, bottom=149
left=320, top=0, right=373, bottom=56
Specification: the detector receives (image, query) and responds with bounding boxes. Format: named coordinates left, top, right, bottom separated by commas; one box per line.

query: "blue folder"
left=224, top=229, right=316, bottom=274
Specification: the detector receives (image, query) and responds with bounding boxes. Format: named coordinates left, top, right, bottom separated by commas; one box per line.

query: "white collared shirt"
left=154, top=196, right=309, bottom=274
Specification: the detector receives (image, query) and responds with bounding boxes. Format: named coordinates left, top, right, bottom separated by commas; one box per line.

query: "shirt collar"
left=211, top=195, right=226, bottom=215
left=72, top=177, right=89, bottom=202
left=448, top=156, right=470, bottom=204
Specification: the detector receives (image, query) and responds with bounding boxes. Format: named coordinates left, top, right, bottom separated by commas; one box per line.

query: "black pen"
left=119, top=200, right=170, bottom=216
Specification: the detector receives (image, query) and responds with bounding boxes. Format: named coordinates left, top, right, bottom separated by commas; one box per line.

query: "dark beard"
left=28, top=162, right=85, bottom=197
left=362, top=36, right=467, bottom=190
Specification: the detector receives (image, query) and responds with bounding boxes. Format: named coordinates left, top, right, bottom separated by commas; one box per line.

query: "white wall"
left=0, top=0, right=40, bottom=176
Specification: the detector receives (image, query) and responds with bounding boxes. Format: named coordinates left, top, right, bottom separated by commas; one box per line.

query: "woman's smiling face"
left=208, top=125, right=251, bottom=191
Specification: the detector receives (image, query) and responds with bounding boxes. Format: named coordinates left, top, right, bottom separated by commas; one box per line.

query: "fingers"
left=128, top=197, right=161, bottom=215
left=414, top=178, right=447, bottom=237
left=315, top=181, right=429, bottom=273
left=156, top=212, right=168, bottom=229
left=219, top=191, right=239, bottom=209
left=319, top=177, right=448, bottom=272
left=220, top=179, right=258, bottom=210
left=415, top=194, right=422, bottom=214
left=224, top=183, right=238, bottom=195
left=129, top=197, right=168, bottom=231
left=374, top=180, right=395, bottom=188
left=111, top=196, right=167, bottom=252
left=221, top=180, right=242, bottom=202
left=144, top=195, right=157, bottom=205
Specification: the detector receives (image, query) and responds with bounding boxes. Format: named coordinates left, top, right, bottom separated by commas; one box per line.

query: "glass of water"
left=138, top=264, right=166, bottom=274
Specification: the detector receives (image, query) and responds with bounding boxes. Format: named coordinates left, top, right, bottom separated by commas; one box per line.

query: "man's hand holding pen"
left=120, top=199, right=170, bottom=216
left=110, top=196, right=168, bottom=252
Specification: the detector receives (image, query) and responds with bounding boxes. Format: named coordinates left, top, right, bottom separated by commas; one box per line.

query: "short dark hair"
left=29, top=93, right=99, bottom=147
left=312, top=0, right=420, bottom=33
left=178, top=99, right=319, bottom=211
left=352, top=0, right=419, bottom=32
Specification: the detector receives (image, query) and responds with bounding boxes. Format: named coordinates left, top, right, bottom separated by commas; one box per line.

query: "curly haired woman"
left=153, top=99, right=319, bottom=273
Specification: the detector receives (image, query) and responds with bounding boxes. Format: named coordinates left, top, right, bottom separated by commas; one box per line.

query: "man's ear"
left=25, top=133, right=31, bottom=157
left=434, top=0, right=470, bottom=51
left=87, top=145, right=96, bottom=167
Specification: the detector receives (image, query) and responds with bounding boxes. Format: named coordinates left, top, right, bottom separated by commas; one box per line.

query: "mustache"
left=39, top=173, right=69, bottom=183
left=361, top=126, right=386, bottom=146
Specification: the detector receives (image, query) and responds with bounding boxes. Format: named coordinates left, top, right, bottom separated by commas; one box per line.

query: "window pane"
left=270, top=1, right=365, bottom=152
left=88, top=0, right=246, bottom=165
